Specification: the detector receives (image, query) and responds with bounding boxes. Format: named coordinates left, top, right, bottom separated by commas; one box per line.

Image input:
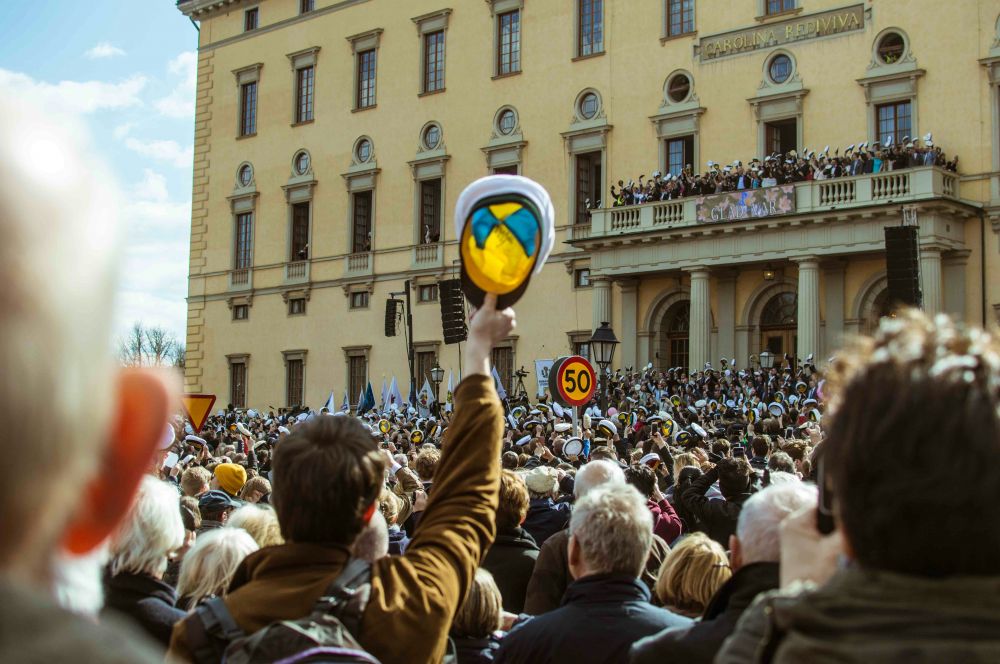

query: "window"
left=418, top=284, right=439, bottom=302
left=768, top=54, right=792, bottom=84
left=290, top=202, right=310, bottom=261
left=491, top=347, right=514, bottom=393
left=233, top=304, right=249, bottom=321
left=244, top=7, right=258, bottom=31
left=288, top=298, right=307, bottom=315
left=229, top=360, right=247, bottom=409
left=493, top=164, right=519, bottom=175
left=575, top=151, right=602, bottom=225
left=294, top=151, right=310, bottom=176
left=355, top=137, right=373, bottom=163
left=295, top=66, right=314, bottom=123
left=352, top=191, right=373, bottom=253
left=422, top=123, right=441, bottom=150
left=497, top=10, right=521, bottom=75
left=286, top=358, right=304, bottom=408
left=416, top=350, right=436, bottom=384
left=350, top=291, right=369, bottom=309
left=423, top=31, right=445, bottom=93
left=574, top=268, right=591, bottom=288
left=666, top=135, right=694, bottom=176
left=660, top=302, right=690, bottom=370
left=667, top=0, right=694, bottom=37
left=765, top=0, right=794, bottom=15
left=578, top=0, right=604, bottom=57
left=234, top=212, right=253, bottom=270
left=237, top=163, right=253, bottom=187
left=420, top=179, right=442, bottom=244
left=667, top=73, right=691, bottom=103
left=876, top=101, right=911, bottom=148
left=573, top=341, right=591, bottom=360
left=239, top=81, right=257, bottom=136
left=877, top=32, right=905, bottom=64
left=356, top=49, right=377, bottom=109
left=579, top=92, right=599, bottom=120
left=348, top=355, right=367, bottom=406
left=765, top=118, right=797, bottom=156
left=300, top=0, right=314, bottom=13
left=498, top=108, right=517, bottom=135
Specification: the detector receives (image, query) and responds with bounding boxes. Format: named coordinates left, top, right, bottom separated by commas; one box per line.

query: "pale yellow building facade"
left=178, top=0, right=1000, bottom=411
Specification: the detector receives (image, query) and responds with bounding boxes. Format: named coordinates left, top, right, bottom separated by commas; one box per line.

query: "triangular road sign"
left=182, top=394, right=216, bottom=434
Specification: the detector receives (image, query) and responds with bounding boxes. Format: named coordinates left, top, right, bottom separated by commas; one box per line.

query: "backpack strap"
left=311, top=558, right=373, bottom=639
left=189, top=597, right=246, bottom=664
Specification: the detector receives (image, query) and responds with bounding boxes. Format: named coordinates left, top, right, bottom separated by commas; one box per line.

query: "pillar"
left=796, top=257, right=821, bottom=361
left=920, top=247, right=943, bottom=315
left=591, top=275, right=612, bottom=335
left=618, top=279, right=638, bottom=370
left=687, top=267, right=711, bottom=371
left=942, top=250, right=970, bottom=321
left=716, top=271, right=737, bottom=363
left=823, top=261, right=846, bottom=357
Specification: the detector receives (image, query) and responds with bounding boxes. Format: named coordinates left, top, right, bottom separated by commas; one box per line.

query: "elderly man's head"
left=568, top=483, right=653, bottom=580
left=730, top=483, right=817, bottom=570
left=573, top=459, right=625, bottom=499
left=0, top=98, right=174, bottom=581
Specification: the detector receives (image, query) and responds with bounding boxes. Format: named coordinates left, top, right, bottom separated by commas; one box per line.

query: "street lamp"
left=589, top=322, right=619, bottom=413
left=429, top=362, right=445, bottom=416
left=759, top=351, right=774, bottom=370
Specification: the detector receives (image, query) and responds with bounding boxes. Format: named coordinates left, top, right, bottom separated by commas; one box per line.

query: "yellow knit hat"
left=214, top=463, right=247, bottom=496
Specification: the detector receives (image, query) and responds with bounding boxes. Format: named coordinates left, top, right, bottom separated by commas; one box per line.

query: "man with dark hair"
left=168, top=294, right=515, bottom=664
left=624, top=465, right=682, bottom=544
left=719, top=311, right=1000, bottom=661
left=482, top=470, right=539, bottom=613
left=748, top=437, right=769, bottom=472
left=681, top=457, right=755, bottom=548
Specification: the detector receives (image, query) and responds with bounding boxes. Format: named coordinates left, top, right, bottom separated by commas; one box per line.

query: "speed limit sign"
left=548, top=355, right=597, bottom=407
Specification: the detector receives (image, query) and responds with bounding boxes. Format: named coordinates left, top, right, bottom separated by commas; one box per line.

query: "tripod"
left=510, top=367, right=530, bottom=407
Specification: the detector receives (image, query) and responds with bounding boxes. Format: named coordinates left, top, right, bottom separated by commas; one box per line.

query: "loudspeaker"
left=385, top=298, right=402, bottom=337
left=884, top=226, right=921, bottom=309
left=439, top=279, right=468, bottom=345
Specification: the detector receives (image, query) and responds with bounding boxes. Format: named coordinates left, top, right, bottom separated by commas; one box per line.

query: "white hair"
left=574, top=459, right=625, bottom=499
left=0, top=95, right=122, bottom=575
left=570, top=483, right=652, bottom=577
left=766, top=471, right=801, bottom=487
left=736, top=483, right=817, bottom=565
left=351, top=510, right=389, bottom=563
left=109, top=476, right=185, bottom=578
left=227, top=504, right=283, bottom=548
left=176, top=527, right=258, bottom=609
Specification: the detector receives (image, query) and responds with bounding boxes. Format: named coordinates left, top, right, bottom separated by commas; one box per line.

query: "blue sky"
left=0, top=1, right=198, bottom=343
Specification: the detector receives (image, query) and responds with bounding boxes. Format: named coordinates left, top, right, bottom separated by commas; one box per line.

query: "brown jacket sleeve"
left=522, top=530, right=570, bottom=615
left=391, top=467, right=421, bottom=525
left=362, top=375, right=503, bottom=664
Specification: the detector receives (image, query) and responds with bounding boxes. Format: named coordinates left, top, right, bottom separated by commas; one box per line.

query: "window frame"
left=239, top=81, right=258, bottom=137
left=412, top=9, right=451, bottom=95
left=576, top=0, right=604, bottom=59
left=356, top=49, right=377, bottom=109
left=349, top=291, right=371, bottom=310
left=423, top=30, right=446, bottom=94
left=496, top=10, right=521, bottom=76
left=666, top=0, right=695, bottom=38
left=417, top=284, right=439, bottom=303
left=232, top=303, right=250, bottom=321
left=573, top=268, right=592, bottom=289
left=419, top=178, right=442, bottom=245
left=666, top=135, right=695, bottom=176
left=347, top=353, right=368, bottom=407
left=234, top=211, right=254, bottom=271
left=244, top=7, right=259, bottom=32
left=351, top=190, right=374, bottom=254
left=765, top=0, right=795, bottom=16
left=300, top=0, right=314, bottom=14
left=289, top=201, right=311, bottom=262
left=875, top=100, right=912, bottom=148
left=284, top=354, right=306, bottom=409
left=294, top=65, right=315, bottom=124
left=288, top=297, right=307, bottom=316
left=228, top=356, right=249, bottom=409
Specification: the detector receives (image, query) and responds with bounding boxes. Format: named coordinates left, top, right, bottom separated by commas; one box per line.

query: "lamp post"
left=589, top=321, right=619, bottom=414
left=429, top=362, right=445, bottom=416
left=759, top=350, right=774, bottom=370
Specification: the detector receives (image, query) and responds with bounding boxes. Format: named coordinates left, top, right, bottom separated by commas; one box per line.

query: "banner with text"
left=695, top=185, right=796, bottom=224
left=535, top=359, right=554, bottom=397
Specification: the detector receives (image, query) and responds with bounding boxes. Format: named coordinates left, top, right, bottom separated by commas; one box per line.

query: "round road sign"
left=550, top=355, right=596, bottom=407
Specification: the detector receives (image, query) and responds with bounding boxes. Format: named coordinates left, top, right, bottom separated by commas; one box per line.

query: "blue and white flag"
left=323, top=391, right=336, bottom=412
left=491, top=366, right=508, bottom=400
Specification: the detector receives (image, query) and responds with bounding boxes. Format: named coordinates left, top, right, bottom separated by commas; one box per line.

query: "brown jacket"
left=168, top=376, right=503, bottom=664
left=523, top=528, right=670, bottom=615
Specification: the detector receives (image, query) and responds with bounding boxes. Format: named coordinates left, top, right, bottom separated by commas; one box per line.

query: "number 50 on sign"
left=549, top=355, right=597, bottom=408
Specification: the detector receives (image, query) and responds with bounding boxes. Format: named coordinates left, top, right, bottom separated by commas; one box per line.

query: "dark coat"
left=680, top=467, right=751, bottom=548
left=496, top=574, right=690, bottom=664
left=387, top=525, right=410, bottom=555
left=482, top=525, right=539, bottom=613
left=630, top=562, right=779, bottom=664
left=102, top=571, right=186, bottom=648
left=522, top=497, right=571, bottom=548
left=452, top=634, right=501, bottom=664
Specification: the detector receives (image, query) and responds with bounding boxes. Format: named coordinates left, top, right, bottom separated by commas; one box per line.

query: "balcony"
left=412, top=242, right=443, bottom=269
left=569, top=223, right=592, bottom=241
left=345, top=251, right=373, bottom=277
left=582, top=166, right=960, bottom=243
left=229, top=268, right=252, bottom=291
left=285, top=260, right=310, bottom=284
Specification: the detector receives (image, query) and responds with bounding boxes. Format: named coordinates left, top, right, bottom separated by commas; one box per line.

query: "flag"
left=492, top=366, right=508, bottom=400
left=323, top=391, right=336, bottom=412
left=445, top=370, right=455, bottom=413
left=356, top=388, right=364, bottom=414
left=341, top=390, right=349, bottom=413
left=406, top=380, right=415, bottom=407
left=380, top=378, right=388, bottom=410
left=417, top=378, right=435, bottom=416
left=388, top=376, right=404, bottom=410
left=359, top=382, right=377, bottom=416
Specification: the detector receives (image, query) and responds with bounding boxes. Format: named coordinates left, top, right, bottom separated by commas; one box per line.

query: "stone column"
left=715, top=271, right=737, bottom=363
left=942, top=249, right=970, bottom=321
left=591, top=275, right=612, bottom=335
left=920, top=247, right=943, bottom=315
left=618, top=279, right=638, bottom=370
left=795, top=257, right=821, bottom=361
left=823, top=261, right=846, bottom=358
left=687, top=267, right=711, bottom=372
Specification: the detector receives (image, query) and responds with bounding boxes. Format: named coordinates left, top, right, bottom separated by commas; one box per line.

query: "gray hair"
left=570, top=483, right=652, bottom=577
left=574, top=459, right=625, bottom=499
left=736, top=483, right=817, bottom=565
left=351, top=510, right=389, bottom=563
left=109, top=476, right=185, bottom=578
left=177, top=527, right=258, bottom=608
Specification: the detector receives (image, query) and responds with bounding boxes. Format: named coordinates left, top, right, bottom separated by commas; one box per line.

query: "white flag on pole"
left=388, top=376, right=404, bottom=410
left=445, top=370, right=455, bottom=412
left=323, top=391, right=336, bottom=412
left=491, top=366, right=508, bottom=400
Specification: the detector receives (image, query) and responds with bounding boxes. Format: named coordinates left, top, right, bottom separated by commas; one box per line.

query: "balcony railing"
left=285, top=260, right=309, bottom=283
left=581, top=166, right=960, bottom=242
left=415, top=243, right=440, bottom=264
left=229, top=268, right=251, bottom=291
left=570, top=223, right=592, bottom=241
left=345, top=251, right=372, bottom=276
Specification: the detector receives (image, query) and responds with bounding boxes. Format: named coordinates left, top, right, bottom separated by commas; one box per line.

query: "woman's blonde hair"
left=655, top=532, right=731, bottom=617
left=176, top=528, right=258, bottom=609
left=672, top=453, right=698, bottom=479
left=450, top=568, right=502, bottom=638
left=227, top=504, right=284, bottom=547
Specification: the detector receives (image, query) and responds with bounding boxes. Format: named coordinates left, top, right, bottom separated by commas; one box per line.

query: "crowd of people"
left=605, top=135, right=959, bottom=207
left=5, top=95, right=1000, bottom=664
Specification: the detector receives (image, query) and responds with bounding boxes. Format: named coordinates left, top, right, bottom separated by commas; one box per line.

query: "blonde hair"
left=451, top=568, right=502, bottom=638
left=655, top=532, right=731, bottom=617
left=176, top=528, right=258, bottom=609
left=227, top=504, right=284, bottom=547
left=237, top=475, right=271, bottom=502
left=673, top=453, right=698, bottom=479
left=181, top=466, right=212, bottom=497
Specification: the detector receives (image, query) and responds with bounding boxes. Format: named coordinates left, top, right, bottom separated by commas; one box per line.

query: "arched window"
left=759, top=292, right=797, bottom=360
left=658, top=301, right=690, bottom=369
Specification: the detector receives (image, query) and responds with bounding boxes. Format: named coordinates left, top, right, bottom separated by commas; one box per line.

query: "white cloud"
left=0, top=68, right=146, bottom=115
left=113, top=122, right=135, bottom=140
left=154, top=51, right=197, bottom=119
left=124, top=137, right=193, bottom=168
left=133, top=169, right=169, bottom=202
left=85, top=42, right=126, bottom=59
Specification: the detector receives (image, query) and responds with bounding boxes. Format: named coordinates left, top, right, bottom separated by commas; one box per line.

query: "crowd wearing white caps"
left=606, top=133, right=957, bottom=207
